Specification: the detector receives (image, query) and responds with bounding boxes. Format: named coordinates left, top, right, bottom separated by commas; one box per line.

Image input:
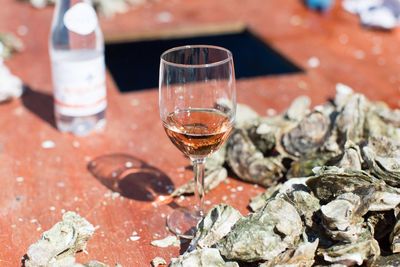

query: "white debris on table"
left=343, top=0, right=400, bottom=30
left=0, top=59, right=23, bottom=103
left=41, top=140, right=56, bottom=149
left=307, top=56, right=320, bottom=68
left=129, top=231, right=141, bottom=241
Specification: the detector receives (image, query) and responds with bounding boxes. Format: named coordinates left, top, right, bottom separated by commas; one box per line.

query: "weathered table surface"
left=1, top=0, right=400, bottom=265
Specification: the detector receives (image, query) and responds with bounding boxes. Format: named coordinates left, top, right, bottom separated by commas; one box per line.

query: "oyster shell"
left=25, top=212, right=95, bottom=267
left=227, top=129, right=285, bottom=187
left=374, top=105, right=400, bottom=128
left=217, top=198, right=302, bottom=262
left=170, top=248, right=239, bottom=267
left=172, top=146, right=228, bottom=197
left=285, top=95, right=311, bottom=122
left=249, top=184, right=281, bottom=212
left=362, top=136, right=400, bottom=187
left=306, top=167, right=400, bottom=211
left=287, top=153, right=332, bottom=178
left=390, top=215, right=400, bottom=253
left=284, top=188, right=320, bottom=228
left=0, top=32, right=23, bottom=59
left=370, top=254, right=400, bottom=266
left=150, top=236, right=180, bottom=248
left=234, top=103, right=260, bottom=129
left=282, top=111, right=331, bottom=157
left=260, top=234, right=318, bottom=267
left=364, top=105, right=400, bottom=142
left=306, top=167, right=377, bottom=204
left=249, top=177, right=319, bottom=225
left=336, top=141, right=363, bottom=170
left=151, top=257, right=166, bottom=267
left=248, top=123, right=276, bottom=155
left=319, top=228, right=380, bottom=266
left=334, top=83, right=354, bottom=109
left=320, top=193, right=367, bottom=242
left=335, top=93, right=368, bottom=143
left=205, top=145, right=227, bottom=170
left=190, top=204, right=242, bottom=249
left=171, top=167, right=227, bottom=197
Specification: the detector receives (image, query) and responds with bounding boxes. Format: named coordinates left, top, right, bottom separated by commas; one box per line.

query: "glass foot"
left=167, top=207, right=202, bottom=239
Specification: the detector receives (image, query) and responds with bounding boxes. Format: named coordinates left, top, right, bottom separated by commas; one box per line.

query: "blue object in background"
left=305, top=0, right=334, bottom=11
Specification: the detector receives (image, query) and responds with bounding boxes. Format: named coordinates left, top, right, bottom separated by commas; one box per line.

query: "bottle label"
left=64, top=2, right=98, bottom=35
left=52, top=55, right=107, bottom=117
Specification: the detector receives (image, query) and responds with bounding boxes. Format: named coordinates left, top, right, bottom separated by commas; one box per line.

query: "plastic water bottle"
left=49, top=0, right=107, bottom=136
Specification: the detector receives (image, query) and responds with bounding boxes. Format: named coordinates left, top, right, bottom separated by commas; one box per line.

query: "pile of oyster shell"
left=171, top=84, right=400, bottom=266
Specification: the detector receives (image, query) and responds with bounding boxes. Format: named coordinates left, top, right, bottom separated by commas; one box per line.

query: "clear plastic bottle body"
left=49, top=0, right=106, bottom=136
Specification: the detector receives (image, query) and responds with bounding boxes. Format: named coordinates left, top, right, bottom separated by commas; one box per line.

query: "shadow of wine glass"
left=88, top=153, right=175, bottom=201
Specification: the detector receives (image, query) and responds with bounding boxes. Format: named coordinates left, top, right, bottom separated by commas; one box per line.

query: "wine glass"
left=159, top=45, right=236, bottom=237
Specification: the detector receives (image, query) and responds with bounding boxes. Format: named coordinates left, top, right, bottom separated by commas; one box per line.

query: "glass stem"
left=193, top=158, right=206, bottom=217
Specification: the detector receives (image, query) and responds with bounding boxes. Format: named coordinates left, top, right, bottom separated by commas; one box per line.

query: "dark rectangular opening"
left=105, top=29, right=303, bottom=92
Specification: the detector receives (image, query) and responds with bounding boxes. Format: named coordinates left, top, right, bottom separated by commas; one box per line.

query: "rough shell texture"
left=227, top=129, right=285, bottom=187
left=217, top=198, right=302, bottom=262
left=170, top=248, right=239, bottom=267
left=319, top=228, right=380, bottom=266
left=335, top=93, right=367, bottom=143
left=362, top=136, right=400, bottom=187
left=390, top=216, right=400, bottom=253
left=320, top=193, right=367, bottom=242
left=260, top=235, right=318, bottom=267
left=25, top=212, right=95, bottom=267
left=282, top=111, right=331, bottom=157
left=170, top=87, right=400, bottom=266
left=190, top=204, right=242, bottom=249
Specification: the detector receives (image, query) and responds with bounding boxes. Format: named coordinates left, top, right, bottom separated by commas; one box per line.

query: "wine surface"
left=163, top=108, right=233, bottom=158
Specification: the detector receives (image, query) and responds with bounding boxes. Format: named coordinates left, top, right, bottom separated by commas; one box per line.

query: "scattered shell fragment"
left=25, top=212, right=95, bottom=266
left=0, top=59, right=23, bottom=103
left=151, top=235, right=180, bottom=248
left=151, top=257, right=167, bottom=267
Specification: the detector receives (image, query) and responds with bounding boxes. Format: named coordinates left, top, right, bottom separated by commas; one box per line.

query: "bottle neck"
left=51, top=0, right=103, bottom=52
left=55, top=0, right=94, bottom=9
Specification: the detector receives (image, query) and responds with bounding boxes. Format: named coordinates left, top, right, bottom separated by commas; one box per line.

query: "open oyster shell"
left=227, top=129, right=285, bottom=187
left=282, top=111, right=331, bottom=157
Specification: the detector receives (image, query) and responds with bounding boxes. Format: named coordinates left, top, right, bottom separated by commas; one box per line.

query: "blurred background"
left=2, top=0, right=400, bottom=107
